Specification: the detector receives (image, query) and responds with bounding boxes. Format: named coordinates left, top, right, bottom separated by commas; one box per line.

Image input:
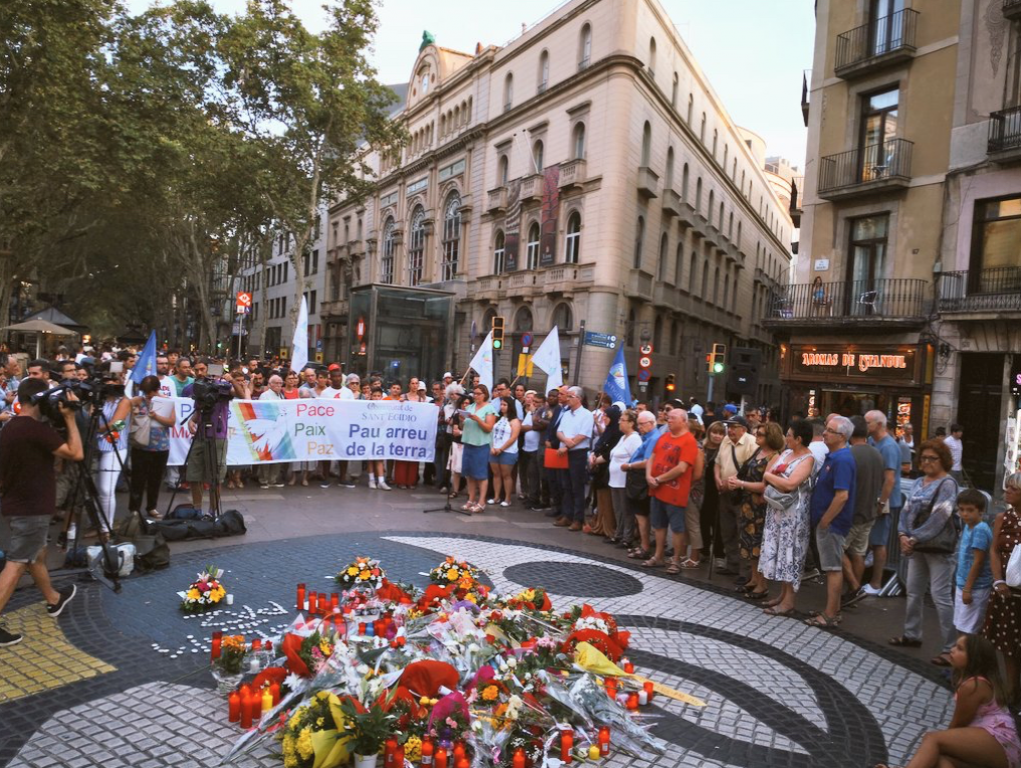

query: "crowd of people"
left=1, top=344, right=1020, bottom=765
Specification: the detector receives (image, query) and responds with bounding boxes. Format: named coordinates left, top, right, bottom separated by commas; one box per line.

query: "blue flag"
left=130, top=330, right=158, bottom=384
left=603, top=344, right=632, bottom=406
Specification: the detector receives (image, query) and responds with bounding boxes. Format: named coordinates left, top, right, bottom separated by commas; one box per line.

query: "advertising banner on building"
left=539, top=165, right=560, bottom=267
left=504, top=178, right=522, bottom=272
left=161, top=398, right=437, bottom=466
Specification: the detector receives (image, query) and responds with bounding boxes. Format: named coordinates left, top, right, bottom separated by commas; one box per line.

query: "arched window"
left=653, top=315, right=663, bottom=351
left=682, top=163, right=689, bottom=200
left=493, top=230, right=506, bottom=275
left=552, top=302, right=573, bottom=331
left=723, top=143, right=729, bottom=169
left=498, top=154, right=509, bottom=185
left=532, top=139, right=544, bottom=173
left=538, top=50, right=549, bottom=93
left=572, top=122, right=586, bottom=159
left=648, top=37, right=657, bottom=75
left=665, top=146, right=675, bottom=189
left=441, top=192, right=461, bottom=281
left=514, top=306, right=534, bottom=333
left=718, top=201, right=724, bottom=232
left=381, top=217, right=395, bottom=285
left=579, top=23, right=592, bottom=68
left=700, top=112, right=706, bottom=142
left=671, top=72, right=679, bottom=108
left=641, top=121, right=652, bottom=166
left=503, top=73, right=514, bottom=111
left=701, top=256, right=709, bottom=297
left=657, top=232, right=669, bottom=281
left=565, top=212, right=581, bottom=264
left=695, top=177, right=703, bottom=213
left=687, top=93, right=694, bottom=124
left=728, top=211, right=734, bottom=239
left=736, top=221, right=742, bottom=249
left=708, top=190, right=715, bottom=227
left=712, top=128, right=718, bottom=158
left=689, top=251, right=697, bottom=293
left=674, top=242, right=683, bottom=286
left=633, top=216, right=645, bottom=270
left=723, top=272, right=730, bottom=309
left=526, top=222, right=541, bottom=270
left=712, top=264, right=720, bottom=305
left=408, top=206, right=425, bottom=286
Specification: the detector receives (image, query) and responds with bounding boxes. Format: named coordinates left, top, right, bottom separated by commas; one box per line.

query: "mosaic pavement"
left=0, top=532, right=954, bottom=768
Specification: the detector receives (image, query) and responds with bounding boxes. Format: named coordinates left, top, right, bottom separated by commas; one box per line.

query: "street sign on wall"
left=584, top=331, right=617, bottom=349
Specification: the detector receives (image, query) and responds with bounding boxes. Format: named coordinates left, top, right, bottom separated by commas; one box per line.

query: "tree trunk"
left=256, top=235, right=271, bottom=358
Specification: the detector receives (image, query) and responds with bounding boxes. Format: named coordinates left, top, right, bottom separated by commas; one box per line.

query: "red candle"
left=623, top=659, right=635, bottom=674
left=421, top=738, right=434, bottom=767
left=512, top=748, right=526, bottom=768
left=239, top=683, right=251, bottom=698
left=393, top=746, right=404, bottom=766
left=605, top=677, right=617, bottom=698
left=455, top=761, right=469, bottom=768
left=599, top=726, right=610, bottom=757
left=317, top=594, right=327, bottom=613
left=358, top=622, right=366, bottom=636
left=560, top=729, right=574, bottom=764
left=228, top=691, right=241, bottom=723
left=452, top=742, right=466, bottom=763
left=297, top=583, right=306, bottom=610
left=252, top=639, right=261, bottom=652
left=434, top=747, right=447, bottom=768
left=384, top=737, right=398, bottom=767
left=270, top=682, right=281, bottom=705
left=308, top=591, right=317, bottom=613
left=331, top=592, right=340, bottom=612
left=627, top=692, right=639, bottom=710
left=643, top=681, right=654, bottom=701
left=240, top=694, right=253, bottom=729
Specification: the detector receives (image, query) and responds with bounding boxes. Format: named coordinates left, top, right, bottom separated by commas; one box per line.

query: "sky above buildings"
left=125, top=0, right=814, bottom=166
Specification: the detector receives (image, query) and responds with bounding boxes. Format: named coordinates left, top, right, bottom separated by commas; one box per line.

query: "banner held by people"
left=468, top=330, right=494, bottom=392
left=531, top=326, right=563, bottom=391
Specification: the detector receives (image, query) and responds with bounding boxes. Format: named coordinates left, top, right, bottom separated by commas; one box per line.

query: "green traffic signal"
left=713, top=361, right=725, bottom=374
left=493, top=339, right=503, bottom=350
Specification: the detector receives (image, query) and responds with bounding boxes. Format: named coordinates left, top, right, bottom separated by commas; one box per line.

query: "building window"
left=870, top=0, right=908, bottom=56
left=695, top=178, right=703, bottom=214
left=682, top=163, right=689, bottom=200
left=572, top=122, right=586, bottom=160
left=633, top=216, right=645, bottom=270
left=849, top=214, right=889, bottom=291
left=408, top=206, right=425, bottom=286
left=381, top=217, right=395, bottom=284
left=499, top=154, right=509, bottom=185
left=708, top=190, right=715, bottom=227
left=648, top=37, right=657, bottom=76
left=687, top=93, right=693, bottom=124
left=701, top=256, right=709, bottom=297
left=538, top=50, right=549, bottom=93
left=493, top=230, right=506, bottom=275
left=532, top=140, right=544, bottom=173
left=442, top=193, right=461, bottom=281
left=552, top=302, right=573, bottom=331
left=565, top=212, right=581, bottom=264
left=641, top=121, right=652, bottom=166
left=860, top=87, right=899, bottom=182
left=712, top=129, right=718, bottom=158
left=674, top=242, right=683, bottom=286
left=657, top=233, right=669, bottom=281
left=671, top=72, right=679, bottom=108
left=526, top=222, right=541, bottom=270
left=503, top=73, right=514, bottom=112
left=579, top=23, right=592, bottom=68
left=712, top=264, right=720, bottom=305
left=665, top=146, right=675, bottom=189
left=1005, top=22, right=1021, bottom=107
left=700, top=112, right=706, bottom=142
left=970, top=196, right=1021, bottom=290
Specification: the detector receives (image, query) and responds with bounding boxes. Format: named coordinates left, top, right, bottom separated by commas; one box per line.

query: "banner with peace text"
left=159, top=398, right=437, bottom=466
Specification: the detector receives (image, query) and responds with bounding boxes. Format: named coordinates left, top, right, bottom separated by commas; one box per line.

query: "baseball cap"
left=665, top=398, right=685, bottom=409
left=328, top=363, right=342, bottom=372
left=417, top=381, right=426, bottom=390
left=442, top=371, right=453, bottom=379
left=725, top=415, right=750, bottom=429
left=722, top=403, right=739, bottom=414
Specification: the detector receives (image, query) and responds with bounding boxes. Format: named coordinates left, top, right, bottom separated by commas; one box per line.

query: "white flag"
left=532, top=326, right=563, bottom=392
left=290, top=296, right=309, bottom=374
left=468, top=330, right=494, bottom=392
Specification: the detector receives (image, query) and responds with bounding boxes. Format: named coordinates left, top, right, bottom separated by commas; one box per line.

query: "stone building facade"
left=323, top=0, right=793, bottom=403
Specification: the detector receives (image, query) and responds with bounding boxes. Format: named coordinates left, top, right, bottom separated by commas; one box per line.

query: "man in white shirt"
left=944, top=423, right=964, bottom=483
left=320, top=364, right=346, bottom=399
left=554, top=386, right=593, bottom=531
left=807, top=418, right=829, bottom=474
left=257, top=375, right=286, bottom=489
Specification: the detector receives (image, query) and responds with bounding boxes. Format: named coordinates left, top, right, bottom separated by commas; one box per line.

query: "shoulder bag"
left=625, top=468, right=649, bottom=502
left=912, top=477, right=961, bottom=554
left=129, top=401, right=152, bottom=449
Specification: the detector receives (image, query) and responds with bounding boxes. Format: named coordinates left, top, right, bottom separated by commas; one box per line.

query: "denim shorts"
left=868, top=510, right=894, bottom=547
left=816, top=525, right=846, bottom=571
left=650, top=497, right=686, bottom=533
left=5, top=515, right=51, bottom=564
left=490, top=451, right=518, bottom=466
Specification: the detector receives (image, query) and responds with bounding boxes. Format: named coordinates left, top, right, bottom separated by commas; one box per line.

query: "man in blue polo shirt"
left=807, top=415, right=857, bottom=628
left=862, top=409, right=904, bottom=597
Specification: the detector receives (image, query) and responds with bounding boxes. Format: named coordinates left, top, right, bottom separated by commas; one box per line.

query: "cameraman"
left=185, top=367, right=244, bottom=513
left=0, top=378, right=83, bottom=646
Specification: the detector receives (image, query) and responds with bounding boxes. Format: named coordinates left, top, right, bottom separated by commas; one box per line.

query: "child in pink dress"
left=876, top=633, right=1020, bottom=768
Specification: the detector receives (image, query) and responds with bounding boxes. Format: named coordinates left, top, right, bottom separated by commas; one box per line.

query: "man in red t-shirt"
left=0, top=377, right=84, bottom=646
left=645, top=408, right=699, bottom=572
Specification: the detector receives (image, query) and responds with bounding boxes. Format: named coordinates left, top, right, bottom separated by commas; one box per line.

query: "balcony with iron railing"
left=763, top=277, right=930, bottom=329
left=818, top=139, right=913, bottom=200
left=835, top=9, right=919, bottom=79
left=988, top=105, right=1021, bottom=162
left=937, top=268, right=1021, bottom=314
left=790, top=176, right=804, bottom=227
left=1004, top=0, right=1021, bottom=20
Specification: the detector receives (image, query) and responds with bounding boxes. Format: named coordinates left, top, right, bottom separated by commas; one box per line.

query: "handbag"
left=734, top=446, right=761, bottom=482
left=129, top=402, right=152, bottom=448
left=912, top=478, right=961, bottom=554
left=625, top=468, right=649, bottom=502
left=544, top=446, right=569, bottom=470
left=1005, top=541, right=1021, bottom=588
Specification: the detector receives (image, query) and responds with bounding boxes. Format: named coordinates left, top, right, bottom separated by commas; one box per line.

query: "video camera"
left=191, top=377, right=234, bottom=412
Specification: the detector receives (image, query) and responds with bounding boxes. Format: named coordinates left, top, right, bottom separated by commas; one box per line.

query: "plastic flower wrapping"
left=178, top=565, right=227, bottom=613
left=221, top=554, right=700, bottom=768
left=336, top=557, right=386, bottom=591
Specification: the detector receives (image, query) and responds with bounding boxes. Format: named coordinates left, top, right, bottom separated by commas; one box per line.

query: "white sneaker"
left=500, top=500, right=511, bottom=507
left=377, top=480, right=391, bottom=491
left=487, top=498, right=496, bottom=505
left=862, top=584, right=882, bottom=596
left=368, top=478, right=377, bottom=490
left=713, top=558, right=727, bottom=570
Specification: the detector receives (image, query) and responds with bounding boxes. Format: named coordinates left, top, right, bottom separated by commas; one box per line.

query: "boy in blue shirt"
left=953, top=488, right=993, bottom=635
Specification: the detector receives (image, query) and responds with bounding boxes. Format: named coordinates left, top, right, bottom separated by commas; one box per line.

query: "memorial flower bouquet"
left=429, top=556, right=482, bottom=590
left=280, top=690, right=350, bottom=768
left=179, top=566, right=227, bottom=613
left=336, top=557, right=385, bottom=591
left=214, top=635, right=249, bottom=676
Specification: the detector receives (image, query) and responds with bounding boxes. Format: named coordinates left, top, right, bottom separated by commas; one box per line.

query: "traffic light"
left=665, top=373, right=676, bottom=392
left=492, top=315, right=505, bottom=350
left=711, top=343, right=726, bottom=374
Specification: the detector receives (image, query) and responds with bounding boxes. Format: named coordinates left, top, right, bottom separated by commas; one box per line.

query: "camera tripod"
left=54, top=402, right=127, bottom=592
left=162, top=404, right=224, bottom=519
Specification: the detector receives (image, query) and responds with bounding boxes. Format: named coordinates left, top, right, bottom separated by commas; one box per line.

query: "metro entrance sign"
left=235, top=291, right=252, bottom=315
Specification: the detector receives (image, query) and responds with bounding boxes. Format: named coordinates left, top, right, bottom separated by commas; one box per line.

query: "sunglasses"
left=919, top=455, right=939, bottom=462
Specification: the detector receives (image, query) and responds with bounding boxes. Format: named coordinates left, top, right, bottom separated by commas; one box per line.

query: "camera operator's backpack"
left=116, top=512, right=170, bottom=571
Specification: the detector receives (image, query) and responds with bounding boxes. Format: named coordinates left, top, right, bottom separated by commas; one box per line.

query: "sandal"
left=763, top=606, right=796, bottom=617
left=745, top=590, right=770, bottom=601
left=147, top=510, right=163, bottom=520
left=679, top=558, right=701, bottom=569
left=888, top=636, right=922, bottom=648
left=301, top=479, right=309, bottom=487
left=665, top=561, right=682, bottom=575
left=930, top=653, right=953, bottom=667
left=474, top=503, right=486, bottom=515
left=462, top=502, right=474, bottom=512
left=641, top=558, right=666, bottom=568
left=627, top=548, right=651, bottom=560
left=803, top=612, right=841, bottom=628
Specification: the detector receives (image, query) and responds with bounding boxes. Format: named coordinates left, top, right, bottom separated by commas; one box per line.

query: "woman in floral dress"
left=758, top=420, right=816, bottom=616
